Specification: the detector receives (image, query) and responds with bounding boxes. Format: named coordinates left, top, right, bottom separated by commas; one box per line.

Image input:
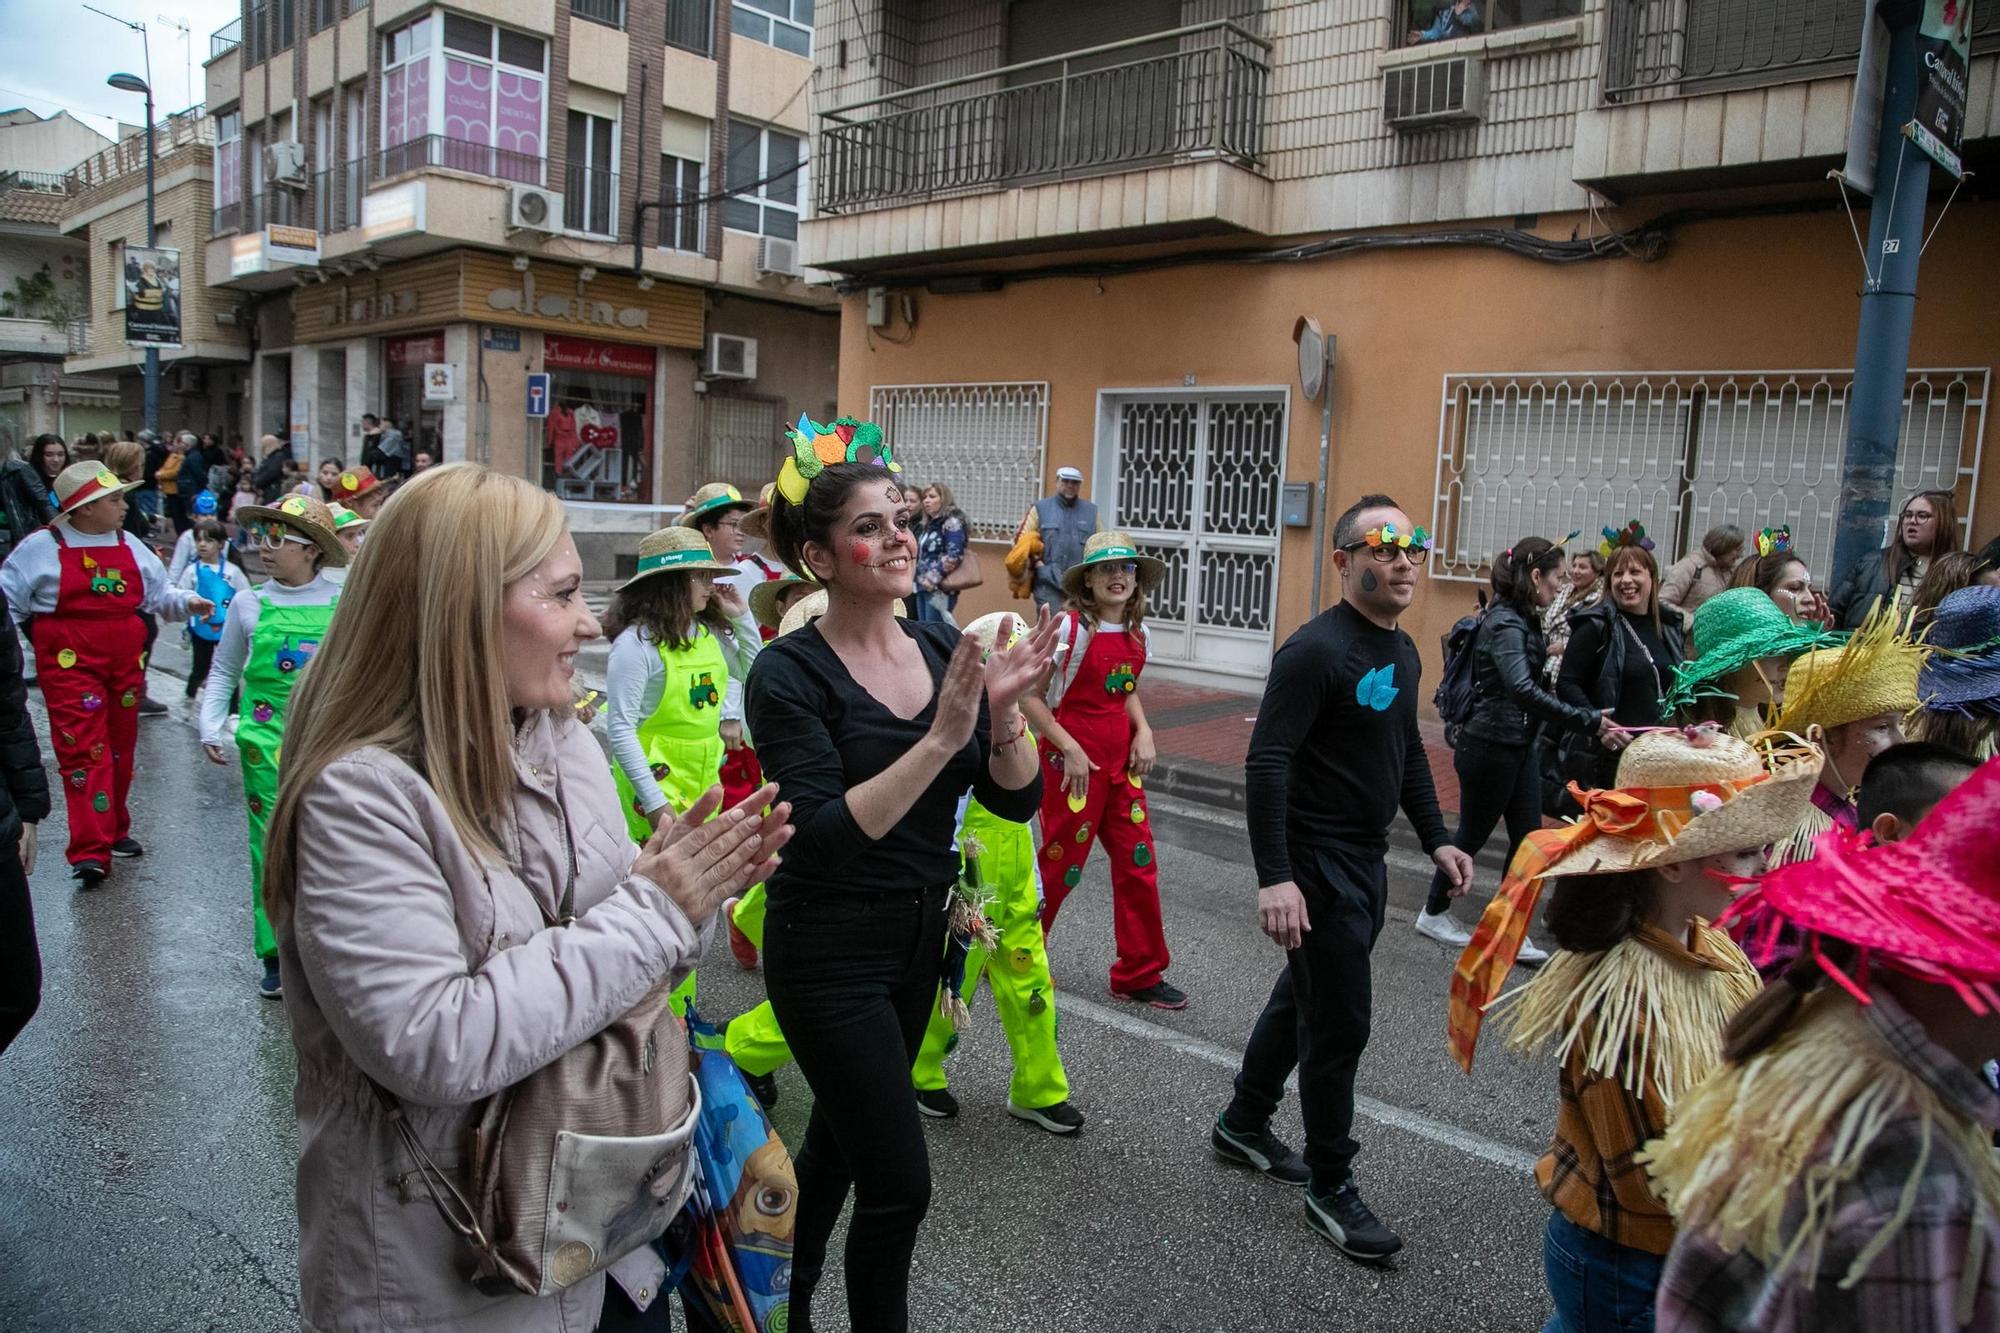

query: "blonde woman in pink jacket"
left=261, top=464, right=791, bottom=1333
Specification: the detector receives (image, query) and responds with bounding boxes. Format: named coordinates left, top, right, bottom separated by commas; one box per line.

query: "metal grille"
left=1117, top=401, right=1199, bottom=531
left=701, top=394, right=783, bottom=493
left=1430, top=370, right=1988, bottom=584
left=868, top=382, right=1049, bottom=541
left=1204, top=399, right=1284, bottom=538
left=1602, top=0, right=1913, bottom=101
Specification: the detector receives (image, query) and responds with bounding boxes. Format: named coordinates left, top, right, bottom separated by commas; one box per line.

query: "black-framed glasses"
left=1340, top=541, right=1431, bottom=566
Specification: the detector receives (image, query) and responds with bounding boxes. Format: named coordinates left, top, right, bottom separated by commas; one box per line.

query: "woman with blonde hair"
left=262, top=463, right=791, bottom=1333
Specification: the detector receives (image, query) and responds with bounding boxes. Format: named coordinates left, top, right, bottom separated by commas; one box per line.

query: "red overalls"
left=31, top=528, right=149, bottom=868
left=1035, top=615, right=1170, bottom=993
left=719, top=554, right=785, bottom=807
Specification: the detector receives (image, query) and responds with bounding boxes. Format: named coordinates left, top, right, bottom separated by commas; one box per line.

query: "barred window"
left=701, top=392, right=783, bottom=494
left=869, top=383, right=1050, bottom=542
left=1430, top=369, right=1986, bottom=582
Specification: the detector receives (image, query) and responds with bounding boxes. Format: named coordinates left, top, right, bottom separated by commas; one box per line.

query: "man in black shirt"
left=1212, top=493, right=1473, bottom=1263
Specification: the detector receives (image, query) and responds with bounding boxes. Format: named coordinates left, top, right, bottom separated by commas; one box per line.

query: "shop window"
left=1402, top=0, right=1580, bottom=46
left=543, top=336, right=655, bottom=504
left=381, top=11, right=546, bottom=182
left=384, top=332, right=448, bottom=462
left=659, top=153, right=704, bottom=252
left=723, top=122, right=802, bottom=240
left=732, top=0, right=810, bottom=56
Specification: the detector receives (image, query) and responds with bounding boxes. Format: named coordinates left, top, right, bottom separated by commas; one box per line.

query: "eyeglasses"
left=1899, top=510, right=1936, bottom=523
left=1341, top=542, right=1431, bottom=566
left=250, top=522, right=312, bottom=550
left=1093, top=562, right=1140, bottom=576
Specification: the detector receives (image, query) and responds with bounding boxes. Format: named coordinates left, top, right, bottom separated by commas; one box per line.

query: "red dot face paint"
left=849, top=541, right=872, bottom=567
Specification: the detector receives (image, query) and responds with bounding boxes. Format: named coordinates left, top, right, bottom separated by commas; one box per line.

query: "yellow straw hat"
left=749, top=573, right=814, bottom=633
left=775, top=587, right=910, bottom=637
left=234, top=492, right=349, bottom=566
left=739, top=482, right=779, bottom=541
left=618, top=526, right=736, bottom=591
left=1771, top=607, right=1925, bottom=736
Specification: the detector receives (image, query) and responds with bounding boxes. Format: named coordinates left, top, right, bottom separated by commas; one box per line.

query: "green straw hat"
left=1660, top=587, right=1844, bottom=714
left=618, top=526, right=736, bottom=591
left=1062, top=530, right=1166, bottom=598
left=679, top=482, right=757, bottom=528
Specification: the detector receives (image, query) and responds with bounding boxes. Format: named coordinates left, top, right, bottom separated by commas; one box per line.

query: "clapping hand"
left=632, top=783, right=791, bottom=925
left=981, top=606, right=1059, bottom=714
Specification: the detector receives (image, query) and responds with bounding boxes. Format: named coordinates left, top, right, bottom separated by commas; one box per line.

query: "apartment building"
left=801, top=1, right=2000, bottom=686
left=203, top=0, right=838, bottom=565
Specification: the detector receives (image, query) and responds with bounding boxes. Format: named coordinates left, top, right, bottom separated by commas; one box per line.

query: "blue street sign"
left=526, top=372, right=551, bottom=419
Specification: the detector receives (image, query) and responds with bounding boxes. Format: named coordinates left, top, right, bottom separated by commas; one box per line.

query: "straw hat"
left=679, top=482, right=757, bottom=529
left=1771, top=608, right=1925, bottom=736
left=749, top=573, right=813, bottom=633
left=51, top=461, right=141, bottom=521
left=959, top=610, right=1028, bottom=657
left=1919, top=586, right=2000, bottom=717
left=234, top=492, right=348, bottom=566
left=739, top=482, right=779, bottom=541
left=325, top=502, right=370, bottom=535
left=328, top=468, right=379, bottom=504
left=775, top=587, right=909, bottom=637
left=1662, top=588, right=1845, bottom=715
left=618, top=526, right=735, bottom=591
left=1061, top=531, right=1166, bottom=598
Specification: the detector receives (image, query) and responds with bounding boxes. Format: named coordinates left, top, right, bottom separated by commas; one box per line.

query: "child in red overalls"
left=1022, top=530, right=1185, bottom=1009
left=0, top=461, right=211, bottom=886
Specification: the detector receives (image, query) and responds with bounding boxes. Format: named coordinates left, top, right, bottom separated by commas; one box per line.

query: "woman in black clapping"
left=1556, top=537, right=1685, bottom=792
left=745, top=416, right=1055, bottom=1333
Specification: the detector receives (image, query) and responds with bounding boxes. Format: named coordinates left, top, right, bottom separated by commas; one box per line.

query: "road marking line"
left=1057, top=992, right=1538, bottom=1176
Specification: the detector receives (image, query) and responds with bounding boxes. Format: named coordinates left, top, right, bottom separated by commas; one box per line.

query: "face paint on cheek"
left=1359, top=567, right=1379, bottom=593
left=849, top=541, right=872, bottom=567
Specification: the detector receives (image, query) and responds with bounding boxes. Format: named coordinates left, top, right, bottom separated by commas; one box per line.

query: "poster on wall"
left=123, top=245, right=182, bottom=347
left=423, top=362, right=456, bottom=403
left=1908, top=0, right=1974, bottom=177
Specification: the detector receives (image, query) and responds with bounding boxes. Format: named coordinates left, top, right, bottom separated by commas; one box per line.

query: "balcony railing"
left=313, top=159, right=366, bottom=235
left=565, top=165, right=620, bottom=237
left=657, top=185, right=705, bottom=253
left=211, top=17, right=241, bottom=59
left=377, top=134, right=545, bottom=185
left=244, top=189, right=302, bottom=230
left=814, top=20, right=1270, bottom=216
left=666, top=0, right=712, bottom=55
left=66, top=106, right=213, bottom=191
left=1604, top=0, right=1999, bottom=102
left=573, top=0, right=623, bottom=29
left=212, top=199, right=243, bottom=234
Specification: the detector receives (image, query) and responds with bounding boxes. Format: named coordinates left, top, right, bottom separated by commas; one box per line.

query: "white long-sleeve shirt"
left=0, top=525, right=200, bottom=625
left=605, top=612, right=759, bottom=816
left=165, top=528, right=198, bottom=587
left=197, top=572, right=340, bottom=745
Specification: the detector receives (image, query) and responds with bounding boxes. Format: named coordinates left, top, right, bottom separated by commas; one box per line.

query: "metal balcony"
left=1604, top=0, right=2000, bottom=102
left=814, top=20, right=1271, bottom=216
left=210, top=17, right=242, bottom=59
left=312, top=160, right=366, bottom=235
left=377, top=134, right=545, bottom=186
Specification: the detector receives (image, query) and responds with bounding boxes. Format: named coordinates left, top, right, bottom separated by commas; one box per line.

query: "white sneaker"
left=1516, top=937, right=1550, bottom=966
left=1414, top=908, right=1473, bottom=948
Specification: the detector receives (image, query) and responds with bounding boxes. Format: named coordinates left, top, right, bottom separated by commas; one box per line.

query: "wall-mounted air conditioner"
left=507, top=184, right=562, bottom=233
left=264, top=140, right=307, bottom=187
left=705, top=332, right=758, bottom=381
left=1383, top=56, right=1486, bottom=130
left=756, top=236, right=801, bottom=278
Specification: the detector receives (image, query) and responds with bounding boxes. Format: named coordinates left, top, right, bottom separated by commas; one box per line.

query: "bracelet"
left=992, top=714, right=1029, bottom=751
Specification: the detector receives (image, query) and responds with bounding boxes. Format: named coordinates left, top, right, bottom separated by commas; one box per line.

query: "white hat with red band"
left=52, top=461, right=143, bottom=522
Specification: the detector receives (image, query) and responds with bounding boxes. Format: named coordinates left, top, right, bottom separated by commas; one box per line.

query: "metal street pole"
left=1830, top=0, right=1930, bottom=600
left=142, top=78, right=160, bottom=442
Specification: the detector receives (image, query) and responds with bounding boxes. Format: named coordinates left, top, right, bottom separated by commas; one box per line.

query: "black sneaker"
left=138, top=697, right=168, bottom=717
left=1212, top=1113, right=1310, bottom=1185
left=1008, top=1099, right=1085, bottom=1135
left=74, top=860, right=109, bottom=889
left=111, top=837, right=144, bottom=858
left=915, top=1087, right=959, bottom=1119
left=1113, top=980, right=1188, bottom=1010
left=744, top=1069, right=780, bottom=1110
left=259, top=958, right=283, bottom=1000
left=1305, top=1180, right=1403, bottom=1262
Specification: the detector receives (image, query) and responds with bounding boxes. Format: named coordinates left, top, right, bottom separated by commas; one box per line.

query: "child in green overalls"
left=198, top=493, right=347, bottom=999
left=604, top=525, right=760, bottom=1014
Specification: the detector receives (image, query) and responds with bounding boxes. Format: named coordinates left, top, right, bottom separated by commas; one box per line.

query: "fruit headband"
left=776, top=414, right=899, bottom=504
left=1362, top=522, right=1431, bottom=551
left=1756, top=525, right=1793, bottom=558
left=1598, top=520, right=1655, bottom=558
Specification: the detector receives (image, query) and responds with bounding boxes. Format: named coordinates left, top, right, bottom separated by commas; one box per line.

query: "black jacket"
left=1828, top=551, right=1895, bottom=629
left=1556, top=601, right=1686, bottom=722
left=0, top=460, right=53, bottom=564
left=252, top=443, right=293, bottom=502
left=0, top=595, right=49, bottom=851
left=1461, top=602, right=1601, bottom=747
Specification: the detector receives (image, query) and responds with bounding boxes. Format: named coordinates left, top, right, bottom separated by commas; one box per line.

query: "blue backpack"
left=1433, top=590, right=1487, bottom=748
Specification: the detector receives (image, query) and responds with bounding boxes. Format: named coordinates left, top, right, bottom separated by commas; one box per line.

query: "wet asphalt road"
left=0, top=647, right=1559, bottom=1333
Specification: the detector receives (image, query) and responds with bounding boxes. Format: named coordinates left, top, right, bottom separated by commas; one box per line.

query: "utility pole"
left=92, top=5, right=162, bottom=442
left=1829, top=0, right=1930, bottom=600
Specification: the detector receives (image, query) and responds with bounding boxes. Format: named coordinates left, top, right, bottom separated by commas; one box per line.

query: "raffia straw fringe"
left=1767, top=802, right=1834, bottom=871
left=1490, top=923, right=1761, bottom=1108
left=1642, top=990, right=2000, bottom=1311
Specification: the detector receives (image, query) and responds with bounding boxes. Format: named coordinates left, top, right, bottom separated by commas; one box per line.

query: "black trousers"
left=0, top=851, right=39, bottom=1055
left=187, top=635, right=217, bottom=698
left=1227, top=840, right=1387, bottom=1195
left=763, top=883, right=951, bottom=1333
left=1425, top=733, right=1541, bottom=914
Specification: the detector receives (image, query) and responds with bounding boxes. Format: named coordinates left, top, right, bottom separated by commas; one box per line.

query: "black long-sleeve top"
left=745, top=617, right=1041, bottom=902
left=0, top=594, right=49, bottom=850
left=1245, top=601, right=1449, bottom=887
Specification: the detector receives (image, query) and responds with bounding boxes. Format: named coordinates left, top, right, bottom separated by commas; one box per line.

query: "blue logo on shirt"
left=1357, top=665, right=1398, bottom=712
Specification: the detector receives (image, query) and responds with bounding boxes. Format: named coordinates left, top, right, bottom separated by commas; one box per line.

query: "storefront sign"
left=266, top=224, right=321, bottom=267
left=1909, top=0, right=1974, bottom=177
left=545, top=334, right=656, bottom=377
left=361, top=181, right=427, bottom=242
left=423, top=363, right=456, bottom=403
left=124, top=245, right=182, bottom=348
left=482, top=326, right=521, bottom=351
left=386, top=333, right=446, bottom=370
left=487, top=269, right=652, bottom=332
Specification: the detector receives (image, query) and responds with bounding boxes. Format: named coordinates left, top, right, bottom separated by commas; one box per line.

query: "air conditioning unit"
left=704, top=332, right=758, bottom=381
left=1383, top=56, right=1486, bottom=130
left=264, top=140, right=307, bottom=187
left=756, top=235, right=801, bottom=278
left=507, top=184, right=563, bottom=233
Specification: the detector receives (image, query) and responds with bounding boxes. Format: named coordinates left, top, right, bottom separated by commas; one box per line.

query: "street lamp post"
left=107, top=71, right=160, bottom=442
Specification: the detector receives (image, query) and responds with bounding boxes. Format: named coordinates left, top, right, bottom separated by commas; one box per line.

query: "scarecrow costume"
left=1645, top=757, right=2000, bottom=1331
left=1451, top=727, right=1821, bottom=1328
left=0, top=462, right=206, bottom=874
left=1034, top=531, right=1174, bottom=998
left=198, top=493, right=346, bottom=964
